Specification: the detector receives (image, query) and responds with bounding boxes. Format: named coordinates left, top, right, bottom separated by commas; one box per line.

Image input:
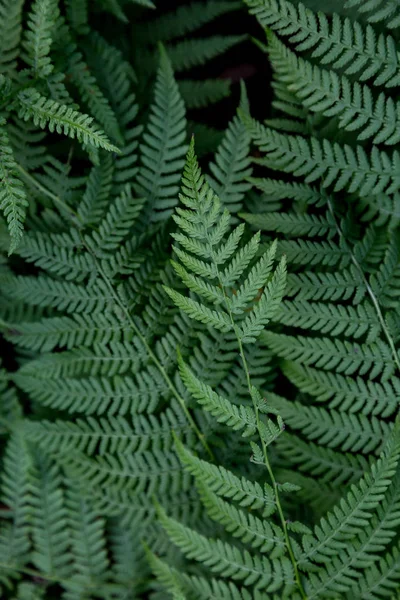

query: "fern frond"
left=16, top=89, right=119, bottom=152
left=276, top=298, right=380, bottom=342
left=137, top=1, right=241, bottom=43
left=174, top=439, right=276, bottom=517
left=207, top=93, right=252, bottom=214
left=2, top=274, right=112, bottom=313
left=268, top=31, right=400, bottom=146
left=0, top=432, right=33, bottom=564
left=64, top=486, right=109, bottom=592
left=178, top=79, right=231, bottom=109
left=22, top=0, right=60, bottom=78
left=300, top=418, right=400, bottom=565
left=246, top=0, right=400, bottom=87
left=198, top=484, right=286, bottom=556
left=166, top=36, right=246, bottom=73
left=245, top=117, right=400, bottom=198
left=269, top=393, right=389, bottom=454
left=136, top=46, right=186, bottom=222
left=157, top=503, right=295, bottom=593
left=65, top=0, right=88, bottom=33
left=262, top=330, right=396, bottom=380
left=0, top=120, right=28, bottom=253
left=24, top=402, right=190, bottom=455
left=345, top=0, right=400, bottom=30
left=241, top=210, right=336, bottom=238
left=282, top=362, right=399, bottom=418
left=30, top=450, right=72, bottom=576
left=0, top=0, right=24, bottom=75
left=165, top=139, right=285, bottom=344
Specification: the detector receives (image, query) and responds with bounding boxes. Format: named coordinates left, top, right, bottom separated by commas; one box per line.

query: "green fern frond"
left=30, top=450, right=72, bottom=576
left=262, top=330, right=396, bottom=380
left=65, top=0, right=88, bottom=33
left=164, top=139, right=285, bottom=344
left=246, top=0, right=400, bottom=87
left=16, top=88, right=120, bottom=152
left=178, top=79, right=231, bottom=109
left=166, top=36, right=246, bottom=73
left=136, top=45, right=186, bottom=222
left=345, top=0, right=400, bottom=30
left=269, top=392, right=389, bottom=454
left=137, top=1, right=241, bottom=43
left=268, top=31, right=400, bottom=146
left=174, top=439, right=276, bottom=517
left=245, top=117, right=400, bottom=198
left=0, top=0, right=24, bottom=75
left=276, top=298, right=380, bottom=341
left=300, top=418, right=400, bottom=566
left=22, top=0, right=60, bottom=78
left=0, top=120, right=28, bottom=254
left=282, top=362, right=399, bottom=418
left=0, top=432, right=33, bottom=564
left=156, top=503, right=295, bottom=593
left=207, top=90, right=252, bottom=214
left=24, top=402, right=190, bottom=455
left=198, top=484, right=286, bottom=556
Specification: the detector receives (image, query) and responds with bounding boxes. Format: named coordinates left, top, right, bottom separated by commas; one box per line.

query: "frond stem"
left=204, top=228, right=307, bottom=599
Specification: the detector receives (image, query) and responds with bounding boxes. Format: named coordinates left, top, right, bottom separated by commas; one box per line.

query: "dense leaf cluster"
left=1, top=0, right=400, bottom=599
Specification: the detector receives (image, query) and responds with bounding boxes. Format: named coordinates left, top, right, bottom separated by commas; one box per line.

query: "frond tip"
left=164, top=139, right=286, bottom=343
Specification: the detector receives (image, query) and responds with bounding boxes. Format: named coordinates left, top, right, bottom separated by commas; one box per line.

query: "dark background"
left=157, top=0, right=273, bottom=126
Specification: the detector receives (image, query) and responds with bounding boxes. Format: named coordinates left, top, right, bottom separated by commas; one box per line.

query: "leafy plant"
left=1, top=0, right=400, bottom=599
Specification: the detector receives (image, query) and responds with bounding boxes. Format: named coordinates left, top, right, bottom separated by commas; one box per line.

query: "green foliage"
left=2, top=0, right=400, bottom=598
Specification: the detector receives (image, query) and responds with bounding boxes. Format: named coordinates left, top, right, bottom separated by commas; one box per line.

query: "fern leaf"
left=174, top=439, right=276, bottom=517
left=30, top=450, right=72, bottom=576
left=269, top=393, right=389, bottom=454
left=156, top=503, right=294, bottom=592
left=276, top=299, right=381, bottom=342
left=245, top=117, right=400, bottom=198
left=282, top=362, right=399, bottom=418
left=22, top=0, right=60, bottom=78
left=65, top=486, right=109, bottom=591
left=0, top=121, right=28, bottom=253
left=0, top=432, right=33, bottom=564
left=262, top=330, right=396, bottom=380
left=137, top=1, right=242, bottom=43
left=300, top=418, right=400, bottom=565
left=0, top=0, right=24, bottom=75
left=246, top=0, right=400, bottom=87
left=198, top=484, right=286, bottom=556
left=207, top=92, right=252, bottom=214
left=166, top=36, right=246, bottom=73
left=239, top=256, right=287, bottom=343
left=178, top=355, right=258, bottom=436
left=345, top=0, right=400, bottom=30
left=16, top=88, right=119, bottom=152
left=136, top=45, right=186, bottom=222
left=178, top=79, right=231, bottom=109
left=268, top=31, right=400, bottom=145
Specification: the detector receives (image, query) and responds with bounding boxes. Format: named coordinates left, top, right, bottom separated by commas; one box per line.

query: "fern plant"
left=3, top=0, right=400, bottom=598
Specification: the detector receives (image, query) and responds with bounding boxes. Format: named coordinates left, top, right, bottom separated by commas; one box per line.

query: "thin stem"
left=205, top=231, right=307, bottom=598
left=327, top=199, right=400, bottom=376
left=17, top=167, right=215, bottom=461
